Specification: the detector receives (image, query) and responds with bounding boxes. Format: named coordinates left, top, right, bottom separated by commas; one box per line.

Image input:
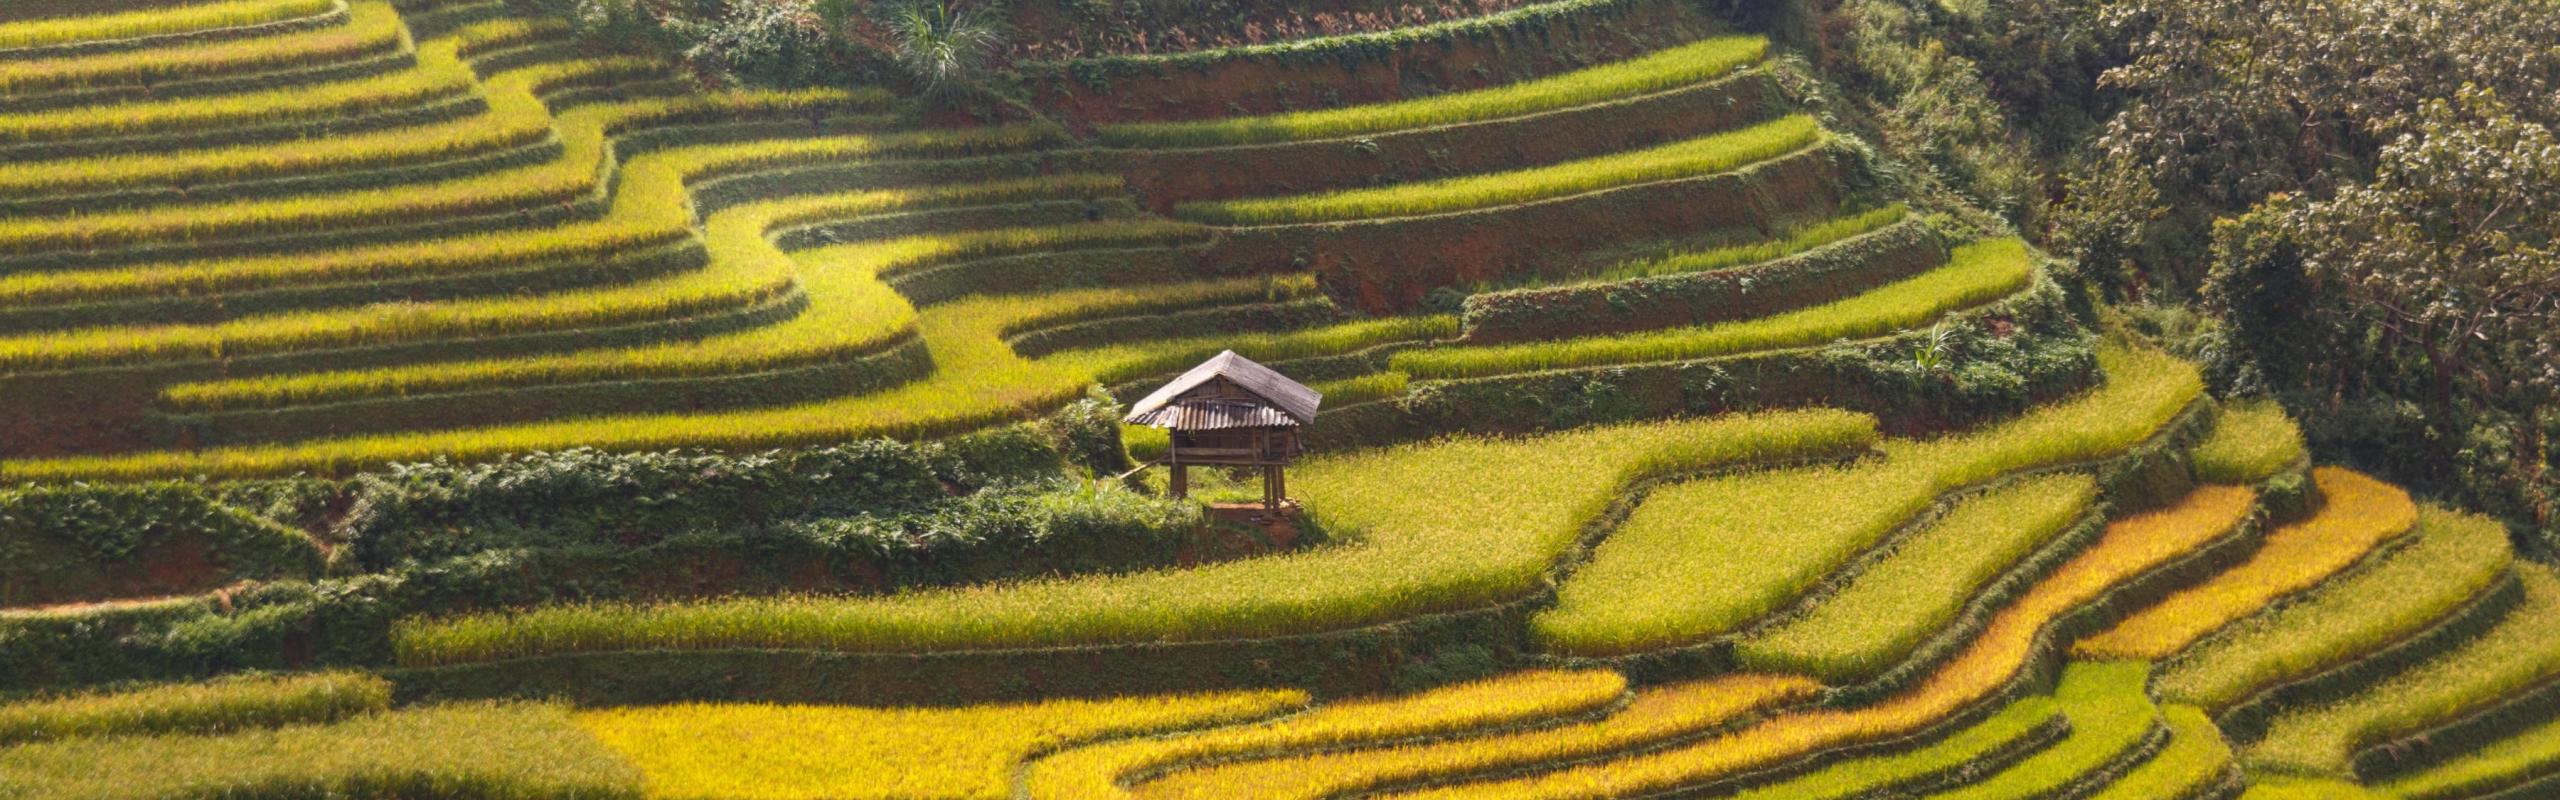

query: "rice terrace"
left=3, top=0, right=2558, bottom=797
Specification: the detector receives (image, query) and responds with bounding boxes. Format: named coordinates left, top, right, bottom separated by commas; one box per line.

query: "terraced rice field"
left=1, top=2, right=2549, bottom=798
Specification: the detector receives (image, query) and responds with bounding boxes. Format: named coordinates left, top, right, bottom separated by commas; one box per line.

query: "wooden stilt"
left=1170, top=463, right=1189, bottom=500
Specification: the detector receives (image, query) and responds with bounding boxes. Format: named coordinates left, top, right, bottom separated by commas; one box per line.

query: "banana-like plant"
left=879, top=0, right=1005, bottom=92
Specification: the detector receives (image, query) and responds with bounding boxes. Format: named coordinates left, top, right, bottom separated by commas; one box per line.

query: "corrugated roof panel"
left=1124, top=350, right=1323, bottom=424
left=1128, top=399, right=1301, bottom=430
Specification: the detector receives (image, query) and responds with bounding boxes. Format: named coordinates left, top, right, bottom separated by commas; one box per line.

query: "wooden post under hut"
left=1123, top=350, right=1322, bottom=512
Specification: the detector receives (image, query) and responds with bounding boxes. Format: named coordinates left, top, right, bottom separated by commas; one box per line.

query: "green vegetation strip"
left=1734, top=474, right=2098, bottom=683
left=391, top=411, right=1877, bottom=664
left=1096, top=35, right=1767, bottom=147
left=1175, top=115, right=1818, bottom=225
left=1534, top=343, right=2202, bottom=657
left=0, top=671, right=388, bottom=745
left=2155, top=506, right=2517, bottom=711
left=2250, top=565, right=2560, bottom=776
left=1928, top=661, right=2158, bottom=800
left=2190, top=399, right=2307, bottom=484
left=0, top=701, right=642, bottom=800
left=1399, top=237, right=2033, bottom=380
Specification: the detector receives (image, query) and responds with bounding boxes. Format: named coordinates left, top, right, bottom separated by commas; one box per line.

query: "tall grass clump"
left=579, top=690, right=1301, bottom=800
left=1053, top=675, right=1815, bottom=800
left=1399, top=237, right=2033, bottom=380
left=2076, top=467, right=2416, bottom=660
left=1029, top=671, right=1628, bottom=800
left=1536, top=343, right=2203, bottom=657
left=1392, top=485, right=2255, bottom=800
left=2249, top=566, right=2560, bottom=776
left=0, top=701, right=642, bottom=800
left=2153, top=505, right=2514, bottom=712
left=2191, top=399, right=2308, bottom=484
left=1735, top=474, right=2098, bottom=682
left=1931, top=661, right=2159, bottom=800
left=0, top=672, right=389, bottom=746
left=1177, top=115, right=1818, bottom=225
left=1097, top=36, right=1768, bottom=147
left=390, top=411, right=1877, bottom=664
left=1595, top=205, right=1911, bottom=281
left=0, top=0, right=336, bottom=51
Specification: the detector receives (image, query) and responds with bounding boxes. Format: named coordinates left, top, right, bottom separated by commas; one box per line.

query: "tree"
left=2205, top=87, right=2560, bottom=546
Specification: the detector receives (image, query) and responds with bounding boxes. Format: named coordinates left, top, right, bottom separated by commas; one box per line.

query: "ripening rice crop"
left=1930, top=661, right=2158, bottom=800
left=2153, top=505, right=2514, bottom=712
left=0, top=700, right=642, bottom=800
left=2076, top=467, right=2417, bottom=660
left=388, top=410, right=1877, bottom=664
left=1307, top=371, right=1410, bottom=408
left=155, top=186, right=1175, bottom=410
left=0, top=128, right=1061, bottom=372
left=1593, top=204, right=1912, bottom=281
left=1028, top=670, right=1631, bottom=800
left=1396, top=237, right=2033, bottom=380
left=0, top=39, right=478, bottom=147
left=1067, top=674, right=1814, bottom=800
left=1719, top=697, right=2063, bottom=800
left=2191, top=399, right=2308, bottom=484
left=0, top=0, right=405, bottom=95
left=0, top=671, right=389, bottom=746
left=1536, top=343, right=2204, bottom=657
left=1176, top=115, right=1818, bottom=224
left=7, top=278, right=1426, bottom=480
left=2250, top=566, right=2560, bottom=776
left=2087, top=705, right=2234, bottom=800
left=2385, top=712, right=2560, bottom=799
left=1734, top=474, right=2098, bottom=683
left=0, top=0, right=338, bottom=51
left=1383, top=484, right=2255, bottom=800
left=577, top=690, right=1302, bottom=800
left=1097, top=35, right=1769, bottom=147
left=1050, top=315, right=1458, bottom=386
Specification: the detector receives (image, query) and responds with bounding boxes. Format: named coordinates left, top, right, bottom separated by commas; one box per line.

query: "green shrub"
left=337, top=443, right=947, bottom=570
left=0, top=671, right=388, bottom=746
left=0, top=483, right=321, bottom=607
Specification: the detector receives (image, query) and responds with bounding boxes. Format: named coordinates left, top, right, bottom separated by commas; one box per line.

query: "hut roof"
left=1124, top=350, right=1322, bottom=427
